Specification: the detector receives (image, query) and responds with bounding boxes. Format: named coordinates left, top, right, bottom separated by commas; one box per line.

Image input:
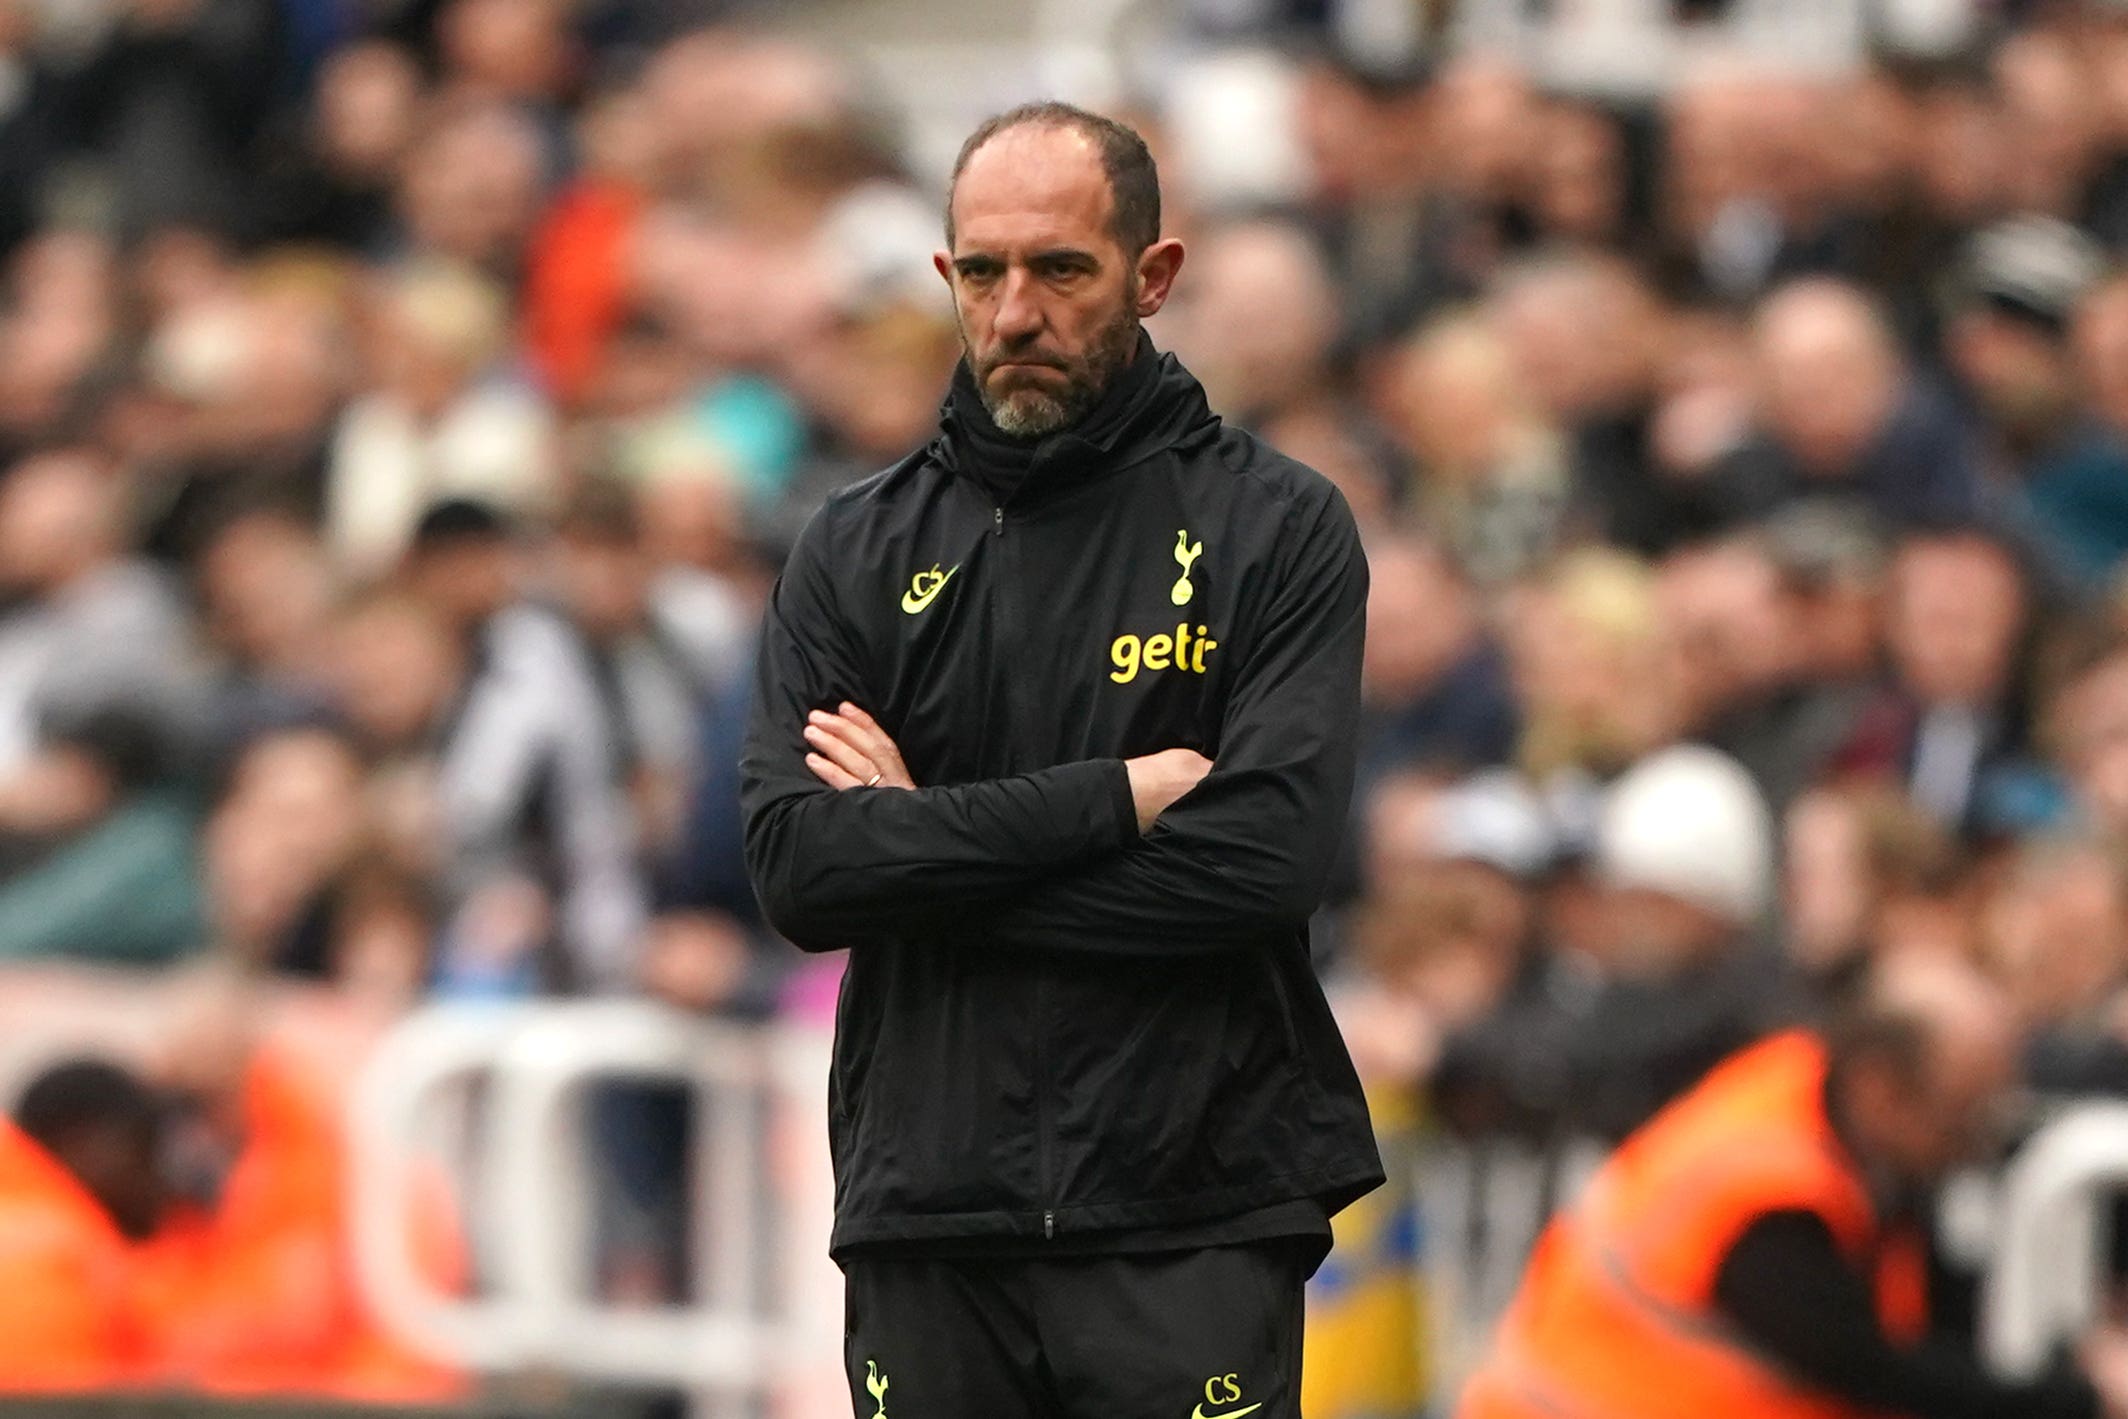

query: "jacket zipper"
left=993, top=500, right=1055, bottom=1240
left=1038, top=965, right=1055, bottom=1242
left=1037, top=963, right=1055, bottom=1240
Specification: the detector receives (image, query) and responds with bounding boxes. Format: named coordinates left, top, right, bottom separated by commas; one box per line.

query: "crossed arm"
left=802, top=701, right=1209, bottom=831
left=737, top=493, right=1367, bottom=956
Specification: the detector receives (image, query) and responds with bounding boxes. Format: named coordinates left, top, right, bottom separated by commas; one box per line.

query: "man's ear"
left=934, top=250, right=955, bottom=285
left=1134, top=239, right=1185, bottom=318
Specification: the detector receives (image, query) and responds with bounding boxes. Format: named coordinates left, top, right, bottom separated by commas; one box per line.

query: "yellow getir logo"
left=900, top=564, right=956, bottom=615
left=1111, top=621, right=1217, bottom=684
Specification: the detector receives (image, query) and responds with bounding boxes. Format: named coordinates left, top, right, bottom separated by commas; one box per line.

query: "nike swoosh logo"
left=901, top=566, right=957, bottom=614
left=1192, top=1406, right=1262, bottom=1419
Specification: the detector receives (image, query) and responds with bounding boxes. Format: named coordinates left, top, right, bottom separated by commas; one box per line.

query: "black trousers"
left=842, top=1243, right=1305, bottom=1419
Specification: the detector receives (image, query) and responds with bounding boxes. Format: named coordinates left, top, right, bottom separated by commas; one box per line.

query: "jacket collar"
left=933, top=331, right=1222, bottom=505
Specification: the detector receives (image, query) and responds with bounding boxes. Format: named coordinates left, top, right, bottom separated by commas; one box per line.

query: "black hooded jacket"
left=740, top=340, right=1384, bottom=1255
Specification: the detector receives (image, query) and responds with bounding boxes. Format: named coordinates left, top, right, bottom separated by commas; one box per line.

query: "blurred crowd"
left=11, top=0, right=2128, bottom=1407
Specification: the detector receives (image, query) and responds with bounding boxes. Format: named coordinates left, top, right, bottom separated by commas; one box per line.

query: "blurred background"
left=13, top=0, right=2128, bottom=1415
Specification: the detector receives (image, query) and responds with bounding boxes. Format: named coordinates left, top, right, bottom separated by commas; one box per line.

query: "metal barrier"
left=1983, top=1102, right=2128, bottom=1379
left=347, top=1001, right=836, bottom=1410
left=349, top=1000, right=2128, bottom=1407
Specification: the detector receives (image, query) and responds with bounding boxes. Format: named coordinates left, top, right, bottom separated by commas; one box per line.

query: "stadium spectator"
left=1508, top=549, right=1674, bottom=784
left=1345, top=770, right=1582, bottom=1136
left=388, top=498, right=647, bottom=994
left=393, top=98, right=550, bottom=278
left=1380, top=309, right=1573, bottom=586
left=1657, top=534, right=1851, bottom=814
left=0, top=232, right=120, bottom=461
left=138, top=972, right=464, bottom=1400
left=66, top=0, right=283, bottom=241
left=126, top=266, right=352, bottom=563
left=1947, top=215, right=2128, bottom=586
left=548, top=479, right=749, bottom=868
left=1358, top=536, right=1521, bottom=797
left=192, top=507, right=341, bottom=747
left=325, top=260, right=557, bottom=576
left=1295, top=57, right=1463, bottom=346
left=202, top=726, right=370, bottom=980
left=1835, top=528, right=2037, bottom=835
left=1986, top=835, right=2128, bottom=1095
left=1488, top=254, right=1676, bottom=554
left=1712, top=278, right=1980, bottom=532
left=0, top=1058, right=166, bottom=1392
left=1760, top=500, right=1887, bottom=689
left=1527, top=101, right=1631, bottom=250
left=1567, top=744, right=1779, bottom=1139
left=1457, top=954, right=2128, bottom=1419
left=1162, top=217, right=1344, bottom=430
left=252, top=40, right=425, bottom=255
left=0, top=448, right=204, bottom=817
left=523, top=82, right=659, bottom=404
left=1783, top=784, right=1970, bottom=995
left=2052, top=623, right=2128, bottom=841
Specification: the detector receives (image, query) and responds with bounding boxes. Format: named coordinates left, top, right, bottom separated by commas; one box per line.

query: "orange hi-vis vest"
left=1457, top=1030, right=1930, bottom=1419
left=134, top=1044, right=466, bottom=1402
left=0, top=1118, right=152, bottom=1391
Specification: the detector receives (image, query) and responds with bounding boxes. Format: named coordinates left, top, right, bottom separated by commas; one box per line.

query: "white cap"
left=1596, top=745, right=1773, bottom=924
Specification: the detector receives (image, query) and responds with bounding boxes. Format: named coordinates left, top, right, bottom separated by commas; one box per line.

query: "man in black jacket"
left=740, top=103, right=1383, bottom=1418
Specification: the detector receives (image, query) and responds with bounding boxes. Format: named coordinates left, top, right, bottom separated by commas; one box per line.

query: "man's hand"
left=804, top=703, right=917, bottom=790
left=1124, top=748, right=1212, bottom=833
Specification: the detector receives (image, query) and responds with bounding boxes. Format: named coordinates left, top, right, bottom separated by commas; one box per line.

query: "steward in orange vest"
left=136, top=1039, right=466, bottom=1402
left=1459, top=958, right=2121, bottom=1419
left=0, top=1059, right=167, bottom=1392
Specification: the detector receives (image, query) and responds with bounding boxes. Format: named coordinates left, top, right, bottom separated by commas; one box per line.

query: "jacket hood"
left=932, top=332, right=1223, bottom=498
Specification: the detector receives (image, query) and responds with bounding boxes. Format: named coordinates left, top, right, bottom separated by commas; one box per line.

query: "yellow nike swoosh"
left=901, top=566, right=957, bottom=614
left=1191, top=1405, right=1262, bottom=1419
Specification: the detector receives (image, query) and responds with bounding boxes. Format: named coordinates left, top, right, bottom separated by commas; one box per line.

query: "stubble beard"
left=968, top=295, right=1142, bottom=440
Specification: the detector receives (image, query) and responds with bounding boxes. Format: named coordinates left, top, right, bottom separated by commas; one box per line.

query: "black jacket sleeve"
left=946, top=483, right=1368, bottom=955
left=1713, top=1210, right=2099, bottom=1419
left=740, top=504, right=1139, bottom=952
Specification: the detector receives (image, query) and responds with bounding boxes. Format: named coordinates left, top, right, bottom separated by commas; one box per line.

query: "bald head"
left=1754, top=279, right=1904, bottom=476
left=946, top=102, right=1160, bottom=257
left=1832, top=952, right=2019, bottom=1185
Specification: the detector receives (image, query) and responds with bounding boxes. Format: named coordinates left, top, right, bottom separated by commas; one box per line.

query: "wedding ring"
left=867, top=771, right=883, bottom=787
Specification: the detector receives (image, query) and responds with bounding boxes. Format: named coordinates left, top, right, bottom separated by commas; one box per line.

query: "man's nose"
left=994, top=268, right=1044, bottom=343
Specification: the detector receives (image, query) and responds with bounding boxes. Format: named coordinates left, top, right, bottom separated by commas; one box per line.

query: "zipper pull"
left=993, top=506, right=1004, bottom=536
left=1043, top=1209, right=1055, bottom=1239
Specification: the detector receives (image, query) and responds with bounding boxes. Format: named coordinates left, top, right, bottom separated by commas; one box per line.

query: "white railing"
left=1983, top=1103, right=2128, bottom=1379
left=346, top=1001, right=837, bottom=1412
left=344, top=998, right=2128, bottom=1407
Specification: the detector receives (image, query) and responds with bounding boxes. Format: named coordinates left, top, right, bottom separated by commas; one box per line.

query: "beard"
left=965, top=292, right=1141, bottom=440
